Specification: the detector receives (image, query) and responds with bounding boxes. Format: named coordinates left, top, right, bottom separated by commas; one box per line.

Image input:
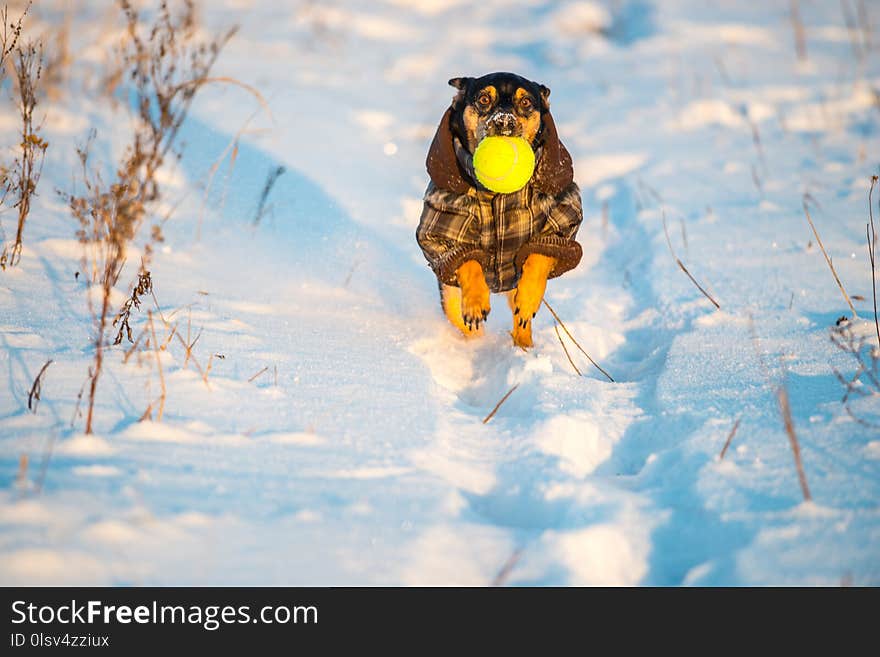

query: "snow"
left=0, top=0, right=879, bottom=585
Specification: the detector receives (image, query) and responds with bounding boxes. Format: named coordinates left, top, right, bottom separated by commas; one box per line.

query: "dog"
left=416, top=72, right=584, bottom=348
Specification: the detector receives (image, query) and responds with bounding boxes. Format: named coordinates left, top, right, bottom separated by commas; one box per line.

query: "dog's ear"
left=426, top=106, right=471, bottom=193
left=539, top=84, right=551, bottom=111
left=448, top=76, right=471, bottom=110
left=533, top=109, right=574, bottom=196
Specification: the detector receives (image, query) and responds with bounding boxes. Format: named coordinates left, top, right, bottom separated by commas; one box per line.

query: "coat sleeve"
left=416, top=183, right=487, bottom=286
left=515, top=182, right=583, bottom=280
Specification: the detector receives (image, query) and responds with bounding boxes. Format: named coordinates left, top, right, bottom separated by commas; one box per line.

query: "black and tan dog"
left=416, top=72, right=583, bottom=348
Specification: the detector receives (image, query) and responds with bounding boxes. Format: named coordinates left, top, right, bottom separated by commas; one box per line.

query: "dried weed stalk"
left=748, top=316, right=813, bottom=500
left=661, top=210, right=720, bottom=310
left=27, top=358, right=53, bottom=413
left=482, top=384, right=520, bottom=424
left=113, top=269, right=152, bottom=345
left=718, top=416, right=742, bottom=460
left=789, top=1, right=807, bottom=61
left=253, top=165, right=286, bottom=226
left=776, top=372, right=812, bottom=501
left=867, top=175, right=879, bottom=348
left=802, top=196, right=858, bottom=319
left=1, top=26, right=47, bottom=269
left=64, top=0, right=235, bottom=433
left=543, top=298, right=615, bottom=382
left=831, top=321, right=880, bottom=429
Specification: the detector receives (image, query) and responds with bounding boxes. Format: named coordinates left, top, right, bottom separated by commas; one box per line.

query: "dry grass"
left=830, top=320, right=880, bottom=428
left=253, top=165, right=286, bottom=226
left=789, top=0, right=807, bottom=61
left=867, top=176, right=879, bottom=347
left=776, top=373, right=812, bottom=501
left=248, top=366, right=269, bottom=383
left=482, top=384, right=519, bottom=424
left=27, top=358, right=52, bottom=413
left=0, top=3, right=26, bottom=65
left=490, top=547, right=524, bottom=587
left=749, top=316, right=813, bottom=501
left=113, top=269, right=153, bottom=345
left=840, top=0, right=868, bottom=62
left=63, top=0, right=235, bottom=433
left=1, top=5, right=47, bottom=270
left=553, top=321, right=582, bottom=376
left=661, top=210, right=720, bottom=310
left=142, top=310, right=167, bottom=421
left=803, top=196, right=858, bottom=319
left=15, top=453, right=28, bottom=492
left=543, top=298, right=614, bottom=382
left=718, top=416, right=742, bottom=461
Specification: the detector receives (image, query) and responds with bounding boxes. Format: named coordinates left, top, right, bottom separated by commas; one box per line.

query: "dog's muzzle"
left=487, top=110, right=518, bottom=136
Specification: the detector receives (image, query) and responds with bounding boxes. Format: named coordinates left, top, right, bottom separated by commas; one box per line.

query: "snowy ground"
left=1, top=0, right=879, bottom=585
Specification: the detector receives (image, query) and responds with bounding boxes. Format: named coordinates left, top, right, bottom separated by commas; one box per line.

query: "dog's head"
left=448, top=72, right=549, bottom=151
left=427, top=71, right=573, bottom=196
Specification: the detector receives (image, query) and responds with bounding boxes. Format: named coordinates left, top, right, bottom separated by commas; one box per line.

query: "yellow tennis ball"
left=472, top=136, right=536, bottom=194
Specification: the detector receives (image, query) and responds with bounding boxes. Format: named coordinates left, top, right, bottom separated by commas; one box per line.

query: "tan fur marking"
left=511, top=253, right=557, bottom=348
left=462, top=105, right=480, bottom=152
left=515, top=88, right=541, bottom=145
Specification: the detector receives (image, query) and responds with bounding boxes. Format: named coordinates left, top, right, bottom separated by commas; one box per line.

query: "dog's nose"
left=488, top=111, right=517, bottom=136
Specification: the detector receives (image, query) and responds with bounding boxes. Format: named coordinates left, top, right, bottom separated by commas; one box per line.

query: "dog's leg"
left=441, top=283, right=482, bottom=337
left=511, top=253, right=556, bottom=349
left=442, top=260, right=490, bottom=335
left=458, top=260, right=491, bottom=331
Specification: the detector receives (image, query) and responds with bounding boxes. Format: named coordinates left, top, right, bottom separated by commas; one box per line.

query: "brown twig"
left=491, top=547, right=524, bottom=586
left=749, top=315, right=812, bottom=501
left=69, top=375, right=86, bottom=428
left=204, top=353, right=215, bottom=385
left=553, top=322, right=582, bottom=376
left=147, top=310, right=166, bottom=421
left=718, top=416, right=742, bottom=460
left=248, top=366, right=268, bottom=383
left=27, top=358, right=53, bottom=412
left=174, top=331, right=208, bottom=385
left=601, top=200, right=609, bottom=239
left=122, top=326, right=146, bottom=364
left=113, top=269, right=152, bottom=344
left=15, top=454, right=28, bottom=490
left=542, top=299, right=614, bottom=382
left=790, top=0, right=807, bottom=61
left=840, top=0, right=864, bottom=61
left=662, top=211, right=720, bottom=309
left=802, top=197, right=858, bottom=318
left=777, top=372, right=812, bottom=501
left=253, top=165, right=285, bottom=226
left=482, top=384, right=519, bottom=424
left=830, top=320, right=880, bottom=426
left=868, top=176, right=879, bottom=348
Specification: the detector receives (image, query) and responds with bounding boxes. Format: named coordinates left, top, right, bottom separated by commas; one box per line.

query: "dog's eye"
left=520, top=97, right=533, bottom=110
left=477, top=93, right=492, bottom=108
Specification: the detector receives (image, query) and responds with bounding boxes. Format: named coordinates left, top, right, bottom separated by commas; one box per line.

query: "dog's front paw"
left=510, top=272, right=548, bottom=349
left=509, top=254, right=556, bottom=349
left=511, top=322, right=533, bottom=349
left=461, top=280, right=491, bottom=331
